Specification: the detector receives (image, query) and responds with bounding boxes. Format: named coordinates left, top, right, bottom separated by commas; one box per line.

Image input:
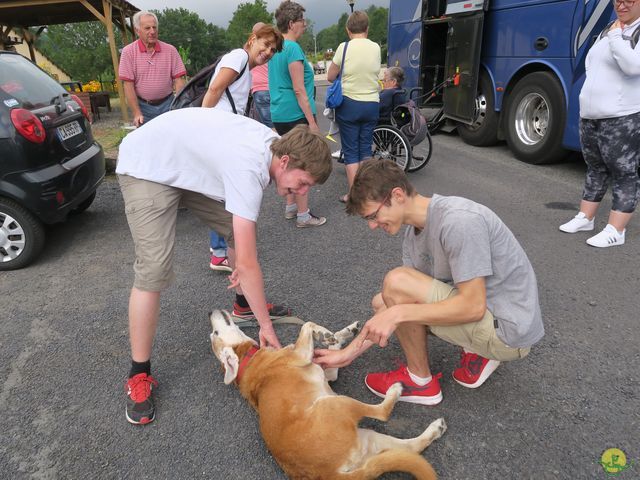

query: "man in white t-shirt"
left=116, top=108, right=332, bottom=425
left=315, top=160, right=543, bottom=406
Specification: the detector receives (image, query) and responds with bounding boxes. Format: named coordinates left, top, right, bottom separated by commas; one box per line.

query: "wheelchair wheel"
left=407, top=131, right=433, bottom=173
left=372, top=125, right=411, bottom=171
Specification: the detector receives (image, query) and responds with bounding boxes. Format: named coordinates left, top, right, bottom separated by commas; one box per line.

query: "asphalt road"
left=1, top=89, right=638, bottom=479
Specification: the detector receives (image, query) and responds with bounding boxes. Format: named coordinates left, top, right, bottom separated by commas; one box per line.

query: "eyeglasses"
left=294, top=18, right=307, bottom=25
left=363, top=192, right=391, bottom=222
left=612, top=0, right=637, bottom=6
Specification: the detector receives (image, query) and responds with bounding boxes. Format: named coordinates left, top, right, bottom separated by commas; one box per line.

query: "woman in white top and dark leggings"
left=559, top=0, right=640, bottom=247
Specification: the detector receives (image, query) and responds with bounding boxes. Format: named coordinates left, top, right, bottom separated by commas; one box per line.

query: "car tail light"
left=71, top=94, right=90, bottom=121
left=10, top=108, right=46, bottom=144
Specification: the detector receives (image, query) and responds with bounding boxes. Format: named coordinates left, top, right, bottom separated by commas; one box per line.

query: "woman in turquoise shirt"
left=269, top=0, right=326, bottom=228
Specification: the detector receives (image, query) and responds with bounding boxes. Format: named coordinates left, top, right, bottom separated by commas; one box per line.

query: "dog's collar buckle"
left=236, top=345, right=259, bottom=383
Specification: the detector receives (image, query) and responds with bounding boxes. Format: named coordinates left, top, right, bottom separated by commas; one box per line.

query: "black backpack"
left=170, top=51, right=248, bottom=112
left=597, top=21, right=640, bottom=48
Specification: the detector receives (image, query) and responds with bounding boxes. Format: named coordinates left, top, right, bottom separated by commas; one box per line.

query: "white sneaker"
left=559, top=212, right=594, bottom=233
left=586, top=224, right=625, bottom=248
left=331, top=149, right=342, bottom=159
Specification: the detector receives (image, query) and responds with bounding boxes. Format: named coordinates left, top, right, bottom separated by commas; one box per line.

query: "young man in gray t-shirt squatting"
left=315, top=160, right=544, bottom=405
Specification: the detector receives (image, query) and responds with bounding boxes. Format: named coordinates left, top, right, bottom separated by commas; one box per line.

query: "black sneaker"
left=125, top=373, right=158, bottom=425
left=232, top=302, right=291, bottom=319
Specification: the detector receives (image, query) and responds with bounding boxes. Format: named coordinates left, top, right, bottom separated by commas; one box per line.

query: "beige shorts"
left=427, top=279, right=530, bottom=362
left=119, top=174, right=234, bottom=291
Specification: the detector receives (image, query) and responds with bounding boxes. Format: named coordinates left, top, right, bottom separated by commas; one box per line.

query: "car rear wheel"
left=0, top=198, right=46, bottom=271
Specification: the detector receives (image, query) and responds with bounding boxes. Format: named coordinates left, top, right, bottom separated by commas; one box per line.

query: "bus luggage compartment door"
left=443, top=13, right=484, bottom=124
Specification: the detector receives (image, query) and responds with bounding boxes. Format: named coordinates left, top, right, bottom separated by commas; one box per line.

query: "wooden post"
left=21, top=28, right=37, bottom=62
left=0, top=25, right=13, bottom=50
left=119, top=9, right=129, bottom=44
left=102, top=0, right=129, bottom=122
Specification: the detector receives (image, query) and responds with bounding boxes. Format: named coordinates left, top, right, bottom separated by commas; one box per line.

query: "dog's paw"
left=334, top=321, right=360, bottom=344
left=427, top=418, right=447, bottom=439
left=323, top=332, right=339, bottom=346
left=386, top=382, right=403, bottom=400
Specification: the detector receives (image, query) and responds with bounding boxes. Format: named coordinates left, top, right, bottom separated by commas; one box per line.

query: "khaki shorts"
left=427, top=279, right=530, bottom=362
left=119, top=174, right=234, bottom=291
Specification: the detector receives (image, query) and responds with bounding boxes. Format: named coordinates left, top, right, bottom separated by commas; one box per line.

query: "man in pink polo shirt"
left=118, top=11, right=186, bottom=127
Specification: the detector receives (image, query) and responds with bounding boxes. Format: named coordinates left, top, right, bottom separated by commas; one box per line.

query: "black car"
left=0, top=51, right=105, bottom=270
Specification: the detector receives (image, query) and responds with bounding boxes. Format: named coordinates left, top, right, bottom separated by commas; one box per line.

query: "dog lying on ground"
left=208, top=309, right=446, bottom=480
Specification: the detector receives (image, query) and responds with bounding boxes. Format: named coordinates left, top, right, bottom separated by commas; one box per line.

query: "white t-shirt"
left=211, top=48, right=251, bottom=115
left=116, top=108, right=278, bottom=221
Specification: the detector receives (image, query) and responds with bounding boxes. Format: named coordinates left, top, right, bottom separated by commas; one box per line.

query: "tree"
left=227, top=0, right=273, bottom=49
left=316, top=13, right=349, bottom=54
left=298, top=19, right=316, bottom=56
left=366, top=5, right=388, bottom=47
left=154, top=8, right=227, bottom=75
left=315, top=7, right=389, bottom=61
left=37, top=22, right=118, bottom=82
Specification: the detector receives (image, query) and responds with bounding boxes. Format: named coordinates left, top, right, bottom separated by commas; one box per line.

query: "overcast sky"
left=132, top=0, right=390, bottom=32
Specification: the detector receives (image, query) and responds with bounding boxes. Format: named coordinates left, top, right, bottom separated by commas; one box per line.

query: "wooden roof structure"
left=0, top=0, right=141, bottom=121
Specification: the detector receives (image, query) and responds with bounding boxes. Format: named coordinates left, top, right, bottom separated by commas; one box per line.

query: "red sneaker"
left=209, top=254, right=232, bottom=272
left=232, top=302, right=291, bottom=319
left=365, top=365, right=443, bottom=405
left=453, top=350, right=500, bottom=388
left=125, top=373, right=158, bottom=425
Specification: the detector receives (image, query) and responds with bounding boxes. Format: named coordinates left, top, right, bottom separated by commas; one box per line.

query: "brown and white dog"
left=208, top=310, right=446, bottom=480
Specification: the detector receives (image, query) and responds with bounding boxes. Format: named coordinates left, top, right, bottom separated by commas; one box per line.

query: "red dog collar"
left=236, top=345, right=259, bottom=383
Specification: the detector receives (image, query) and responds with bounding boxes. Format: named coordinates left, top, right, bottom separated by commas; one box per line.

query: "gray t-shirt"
left=402, top=195, right=544, bottom=348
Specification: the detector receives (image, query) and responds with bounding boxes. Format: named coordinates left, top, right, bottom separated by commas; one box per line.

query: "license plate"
left=57, top=120, right=82, bottom=141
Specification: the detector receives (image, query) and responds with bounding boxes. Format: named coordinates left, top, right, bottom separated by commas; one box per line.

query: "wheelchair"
left=336, top=90, right=433, bottom=173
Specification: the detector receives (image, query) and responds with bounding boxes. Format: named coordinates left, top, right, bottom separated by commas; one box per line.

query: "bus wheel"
left=504, top=71, right=567, bottom=164
left=457, top=70, right=499, bottom=146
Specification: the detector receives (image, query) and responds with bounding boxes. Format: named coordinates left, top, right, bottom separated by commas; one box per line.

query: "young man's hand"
left=357, top=308, right=399, bottom=348
left=259, top=322, right=281, bottom=349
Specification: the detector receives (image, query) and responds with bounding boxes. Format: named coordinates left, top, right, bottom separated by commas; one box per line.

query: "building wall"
left=10, top=29, right=71, bottom=82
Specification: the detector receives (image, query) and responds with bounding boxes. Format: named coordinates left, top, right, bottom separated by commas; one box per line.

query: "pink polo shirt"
left=118, top=39, right=186, bottom=101
left=251, top=63, right=269, bottom=94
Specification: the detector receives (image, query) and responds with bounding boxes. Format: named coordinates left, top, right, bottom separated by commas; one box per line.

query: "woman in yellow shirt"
left=327, top=11, right=381, bottom=203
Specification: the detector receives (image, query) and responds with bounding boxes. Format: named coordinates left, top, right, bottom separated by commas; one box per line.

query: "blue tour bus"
left=387, top=0, right=616, bottom=163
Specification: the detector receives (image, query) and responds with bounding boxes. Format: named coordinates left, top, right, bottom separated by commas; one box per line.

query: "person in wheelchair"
left=378, top=67, right=406, bottom=125
left=332, top=65, right=431, bottom=172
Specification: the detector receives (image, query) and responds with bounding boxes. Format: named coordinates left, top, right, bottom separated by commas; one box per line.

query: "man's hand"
left=313, top=347, right=355, bottom=369
left=357, top=307, right=399, bottom=348
left=133, top=113, right=144, bottom=127
left=258, top=322, right=281, bottom=349
left=226, top=269, right=240, bottom=290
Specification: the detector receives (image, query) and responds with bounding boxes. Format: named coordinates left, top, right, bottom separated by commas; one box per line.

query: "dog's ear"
left=220, top=346, right=240, bottom=384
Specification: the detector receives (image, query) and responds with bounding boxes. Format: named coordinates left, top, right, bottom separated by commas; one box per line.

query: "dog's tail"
left=340, top=449, right=437, bottom=480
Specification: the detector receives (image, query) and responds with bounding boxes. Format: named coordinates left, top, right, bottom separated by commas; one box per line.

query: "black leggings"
left=580, top=111, right=640, bottom=213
